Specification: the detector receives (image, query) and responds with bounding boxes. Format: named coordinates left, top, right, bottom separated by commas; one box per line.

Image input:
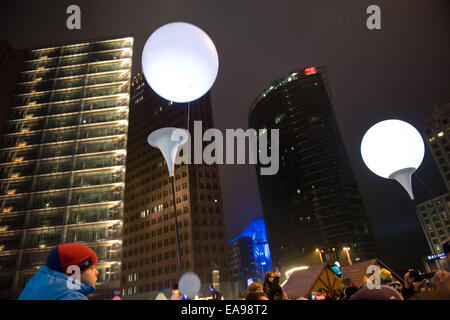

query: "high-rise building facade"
left=0, top=42, right=27, bottom=137
left=0, top=36, right=133, bottom=299
left=414, top=102, right=450, bottom=270
left=248, top=66, right=377, bottom=273
left=227, top=218, right=272, bottom=298
left=121, top=72, right=230, bottom=299
left=415, top=195, right=450, bottom=254
left=227, top=237, right=256, bottom=299
left=423, top=103, right=450, bottom=190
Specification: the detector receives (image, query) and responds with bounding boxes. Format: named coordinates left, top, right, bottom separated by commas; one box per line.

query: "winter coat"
left=18, top=266, right=95, bottom=300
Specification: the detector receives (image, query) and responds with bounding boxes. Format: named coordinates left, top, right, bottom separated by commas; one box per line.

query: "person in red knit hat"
left=19, top=243, right=99, bottom=300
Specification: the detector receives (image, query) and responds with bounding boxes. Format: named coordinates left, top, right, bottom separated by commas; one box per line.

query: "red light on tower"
left=304, top=67, right=317, bottom=76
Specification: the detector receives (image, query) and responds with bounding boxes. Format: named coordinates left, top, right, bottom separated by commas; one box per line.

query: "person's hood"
left=18, top=266, right=95, bottom=300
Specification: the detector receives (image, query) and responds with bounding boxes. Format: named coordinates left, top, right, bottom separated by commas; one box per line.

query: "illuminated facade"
left=0, top=42, right=27, bottom=138
left=248, top=66, right=378, bottom=273
left=0, top=36, right=133, bottom=299
left=227, top=218, right=272, bottom=298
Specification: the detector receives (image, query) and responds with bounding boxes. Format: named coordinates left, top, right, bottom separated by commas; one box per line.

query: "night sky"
left=2, top=0, right=449, bottom=274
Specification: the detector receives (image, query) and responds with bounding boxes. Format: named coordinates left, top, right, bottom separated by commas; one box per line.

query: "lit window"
left=438, top=132, right=444, bottom=137
left=429, top=137, right=435, bottom=143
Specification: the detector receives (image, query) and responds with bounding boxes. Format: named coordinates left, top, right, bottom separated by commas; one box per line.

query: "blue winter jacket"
left=18, top=266, right=96, bottom=300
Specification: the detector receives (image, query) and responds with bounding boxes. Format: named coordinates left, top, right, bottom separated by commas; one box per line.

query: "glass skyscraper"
left=0, top=36, right=133, bottom=299
left=248, top=66, right=378, bottom=273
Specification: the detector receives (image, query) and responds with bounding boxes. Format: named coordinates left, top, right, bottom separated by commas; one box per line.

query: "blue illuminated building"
left=227, top=218, right=272, bottom=288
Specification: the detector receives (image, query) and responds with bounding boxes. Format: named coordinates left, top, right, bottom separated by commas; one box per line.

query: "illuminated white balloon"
left=361, top=119, right=425, bottom=199
left=142, top=22, right=219, bottom=103
left=179, top=272, right=201, bottom=299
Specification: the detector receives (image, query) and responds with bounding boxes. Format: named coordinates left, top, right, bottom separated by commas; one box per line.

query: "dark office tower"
left=0, top=36, right=133, bottom=299
left=121, top=72, right=229, bottom=299
left=0, top=42, right=27, bottom=137
left=248, top=66, right=377, bottom=273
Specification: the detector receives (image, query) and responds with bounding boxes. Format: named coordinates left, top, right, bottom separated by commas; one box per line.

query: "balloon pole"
left=389, top=167, right=416, bottom=200
left=187, top=102, right=191, bottom=131
left=171, top=175, right=183, bottom=278
left=148, top=128, right=189, bottom=279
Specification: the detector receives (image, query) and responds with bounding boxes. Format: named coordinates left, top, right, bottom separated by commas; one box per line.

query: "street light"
left=343, top=247, right=352, bottom=265
left=360, top=119, right=425, bottom=199
left=316, top=249, right=323, bottom=264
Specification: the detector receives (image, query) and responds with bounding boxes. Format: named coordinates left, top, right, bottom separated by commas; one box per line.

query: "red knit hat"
left=46, top=243, right=98, bottom=274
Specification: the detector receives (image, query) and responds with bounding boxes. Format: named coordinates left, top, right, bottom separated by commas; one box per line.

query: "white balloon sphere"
left=178, top=272, right=201, bottom=299
left=361, top=119, right=425, bottom=179
left=142, top=22, right=219, bottom=103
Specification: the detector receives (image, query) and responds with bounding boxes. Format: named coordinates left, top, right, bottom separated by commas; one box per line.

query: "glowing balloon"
left=361, top=119, right=425, bottom=199
left=142, top=22, right=219, bottom=103
left=179, top=272, right=201, bottom=299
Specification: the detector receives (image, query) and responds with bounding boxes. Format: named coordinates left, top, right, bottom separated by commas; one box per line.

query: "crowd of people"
left=15, top=240, right=450, bottom=300
left=244, top=268, right=450, bottom=301
left=244, top=239, right=450, bottom=301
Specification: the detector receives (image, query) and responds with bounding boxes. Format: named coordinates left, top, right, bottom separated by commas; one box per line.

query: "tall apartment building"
left=415, top=102, right=450, bottom=269
left=121, top=72, right=230, bottom=299
left=0, top=36, right=133, bottom=299
left=0, top=42, right=27, bottom=137
left=423, top=103, right=450, bottom=189
left=248, top=66, right=378, bottom=273
left=415, top=196, right=450, bottom=256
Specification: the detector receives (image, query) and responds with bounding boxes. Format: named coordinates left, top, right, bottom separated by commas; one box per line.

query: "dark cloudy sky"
left=2, top=0, right=449, bottom=273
